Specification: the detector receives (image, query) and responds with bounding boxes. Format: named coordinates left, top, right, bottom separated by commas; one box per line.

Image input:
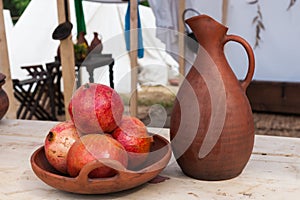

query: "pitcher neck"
left=186, top=15, right=228, bottom=49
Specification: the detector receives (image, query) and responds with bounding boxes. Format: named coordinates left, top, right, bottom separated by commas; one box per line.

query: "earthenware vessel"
left=89, top=32, right=103, bottom=54
left=0, top=73, right=9, bottom=120
left=170, top=15, right=255, bottom=180
left=77, top=31, right=88, bottom=46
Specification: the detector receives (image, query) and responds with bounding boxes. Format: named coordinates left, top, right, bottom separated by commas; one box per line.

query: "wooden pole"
left=129, top=0, right=138, bottom=117
left=56, top=0, right=76, bottom=120
left=0, top=1, right=17, bottom=119
left=178, top=0, right=185, bottom=78
left=222, top=0, right=229, bottom=25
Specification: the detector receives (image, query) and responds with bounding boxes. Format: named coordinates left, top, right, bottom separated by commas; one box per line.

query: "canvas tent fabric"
left=7, top=0, right=178, bottom=93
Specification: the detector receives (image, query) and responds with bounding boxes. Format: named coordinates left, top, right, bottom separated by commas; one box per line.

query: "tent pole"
left=56, top=0, right=76, bottom=120
left=129, top=0, right=138, bottom=117
left=222, top=0, right=229, bottom=25
left=0, top=0, right=17, bottom=119
left=178, top=0, right=185, bottom=79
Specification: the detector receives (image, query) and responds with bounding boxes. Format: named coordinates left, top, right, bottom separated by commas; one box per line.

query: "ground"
left=121, top=85, right=300, bottom=138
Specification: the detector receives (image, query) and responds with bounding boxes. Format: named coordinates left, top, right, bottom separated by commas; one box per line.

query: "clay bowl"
left=30, top=134, right=171, bottom=194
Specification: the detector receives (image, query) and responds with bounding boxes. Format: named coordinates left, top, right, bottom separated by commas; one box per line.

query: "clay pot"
left=170, top=15, right=255, bottom=180
left=89, top=32, right=103, bottom=54
left=77, top=31, right=88, bottom=46
left=0, top=73, right=9, bottom=120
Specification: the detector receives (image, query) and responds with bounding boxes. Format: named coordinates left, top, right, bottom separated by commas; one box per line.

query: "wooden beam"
left=222, top=0, right=229, bottom=25
left=178, top=0, right=185, bottom=78
left=0, top=1, right=17, bottom=119
left=56, top=0, right=76, bottom=120
left=129, top=0, right=138, bottom=117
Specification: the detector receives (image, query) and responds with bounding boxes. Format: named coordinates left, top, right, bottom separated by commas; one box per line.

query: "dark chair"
left=13, top=65, right=55, bottom=120
left=45, top=62, right=65, bottom=117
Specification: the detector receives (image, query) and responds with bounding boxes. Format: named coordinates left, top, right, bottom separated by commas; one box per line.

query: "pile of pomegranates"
left=44, top=83, right=153, bottom=178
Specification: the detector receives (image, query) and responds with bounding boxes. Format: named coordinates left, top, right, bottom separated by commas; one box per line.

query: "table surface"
left=0, top=119, right=299, bottom=200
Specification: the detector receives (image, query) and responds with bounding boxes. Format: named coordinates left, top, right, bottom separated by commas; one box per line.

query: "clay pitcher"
left=77, top=31, right=88, bottom=46
left=170, top=15, right=255, bottom=180
left=89, top=32, right=103, bottom=54
left=0, top=73, right=9, bottom=120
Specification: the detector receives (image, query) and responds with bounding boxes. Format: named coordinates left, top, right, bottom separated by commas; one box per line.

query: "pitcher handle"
left=224, top=35, right=255, bottom=91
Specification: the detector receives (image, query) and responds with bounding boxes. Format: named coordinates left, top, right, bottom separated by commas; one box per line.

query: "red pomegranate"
left=68, top=83, right=124, bottom=135
left=44, top=120, right=79, bottom=174
left=67, top=134, right=128, bottom=178
left=112, top=116, right=153, bottom=169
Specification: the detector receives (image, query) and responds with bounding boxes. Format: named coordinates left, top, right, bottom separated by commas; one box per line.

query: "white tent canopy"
left=7, top=0, right=178, bottom=93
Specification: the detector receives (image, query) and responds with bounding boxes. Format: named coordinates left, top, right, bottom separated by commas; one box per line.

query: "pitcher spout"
left=186, top=14, right=228, bottom=48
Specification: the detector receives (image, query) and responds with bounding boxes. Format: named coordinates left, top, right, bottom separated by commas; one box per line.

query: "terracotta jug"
left=0, top=73, right=9, bottom=120
left=89, top=32, right=103, bottom=54
left=170, top=15, right=255, bottom=181
left=77, top=31, right=88, bottom=46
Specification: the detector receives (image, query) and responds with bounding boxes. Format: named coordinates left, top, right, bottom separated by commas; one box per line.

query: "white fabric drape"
left=148, top=0, right=200, bottom=74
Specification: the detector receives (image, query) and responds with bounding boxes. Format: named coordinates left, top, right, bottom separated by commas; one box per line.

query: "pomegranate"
left=68, top=83, right=124, bottom=135
left=112, top=116, right=153, bottom=169
left=44, top=120, right=79, bottom=174
left=67, top=134, right=128, bottom=178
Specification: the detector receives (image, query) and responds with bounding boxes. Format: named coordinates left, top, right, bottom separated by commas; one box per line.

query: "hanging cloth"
left=74, top=0, right=87, bottom=36
left=125, top=0, right=144, bottom=58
